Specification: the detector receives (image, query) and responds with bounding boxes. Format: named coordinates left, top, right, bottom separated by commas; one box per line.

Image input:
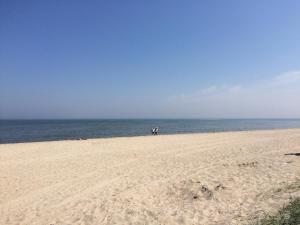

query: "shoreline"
left=1, top=128, right=300, bottom=224
left=1, top=127, right=300, bottom=145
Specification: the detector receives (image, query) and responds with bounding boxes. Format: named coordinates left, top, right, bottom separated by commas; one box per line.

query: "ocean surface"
left=1, top=119, right=300, bottom=144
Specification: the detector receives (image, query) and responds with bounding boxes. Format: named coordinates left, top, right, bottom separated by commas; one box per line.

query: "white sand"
left=0, top=129, right=300, bottom=225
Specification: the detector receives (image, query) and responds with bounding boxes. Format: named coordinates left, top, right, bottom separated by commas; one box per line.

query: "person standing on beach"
left=155, top=127, right=159, bottom=135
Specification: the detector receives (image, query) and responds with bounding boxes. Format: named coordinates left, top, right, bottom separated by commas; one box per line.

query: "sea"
left=1, top=119, right=300, bottom=144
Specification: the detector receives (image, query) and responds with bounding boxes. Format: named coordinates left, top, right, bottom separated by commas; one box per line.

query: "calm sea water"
left=1, top=119, right=300, bottom=144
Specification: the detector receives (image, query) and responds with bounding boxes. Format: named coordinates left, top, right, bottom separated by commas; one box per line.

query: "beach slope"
left=0, top=129, right=300, bottom=225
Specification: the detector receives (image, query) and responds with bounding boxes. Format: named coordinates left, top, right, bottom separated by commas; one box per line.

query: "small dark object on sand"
left=75, top=138, right=87, bottom=140
left=215, top=183, right=225, bottom=191
left=201, top=185, right=213, bottom=200
left=285, top=153, right=300, bottom=156
left=201, top=185, right=208, bottom=192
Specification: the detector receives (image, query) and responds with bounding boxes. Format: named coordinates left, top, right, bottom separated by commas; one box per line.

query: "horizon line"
left=1, top=118, right=300, bottom=120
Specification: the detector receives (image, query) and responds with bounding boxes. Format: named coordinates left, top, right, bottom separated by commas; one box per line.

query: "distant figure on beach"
left=151, top=127, right=159, bottom=135
left=155, top=127, right=159, bottom=135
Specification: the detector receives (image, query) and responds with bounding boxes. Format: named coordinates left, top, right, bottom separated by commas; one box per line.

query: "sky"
left=0, top=0, right=300, bottom=119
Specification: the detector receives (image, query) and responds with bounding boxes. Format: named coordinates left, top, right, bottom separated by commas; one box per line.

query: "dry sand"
left=0, top=129, right=300, bottom=225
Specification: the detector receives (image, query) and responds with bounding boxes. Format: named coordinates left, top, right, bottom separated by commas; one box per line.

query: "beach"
left=0, top=129, right=300, bottom=225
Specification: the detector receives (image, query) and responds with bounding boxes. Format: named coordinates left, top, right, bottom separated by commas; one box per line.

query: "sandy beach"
left=0, top=129, right=300, bottom=225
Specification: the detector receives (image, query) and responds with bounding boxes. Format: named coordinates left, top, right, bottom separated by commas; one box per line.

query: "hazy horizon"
left=1, top=118, right=300, bottom=121
left=1, top=1, right=300, bottom=119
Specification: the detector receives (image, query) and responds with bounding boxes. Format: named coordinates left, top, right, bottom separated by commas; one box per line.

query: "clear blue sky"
left=1, top=0, right=300, bottom=118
